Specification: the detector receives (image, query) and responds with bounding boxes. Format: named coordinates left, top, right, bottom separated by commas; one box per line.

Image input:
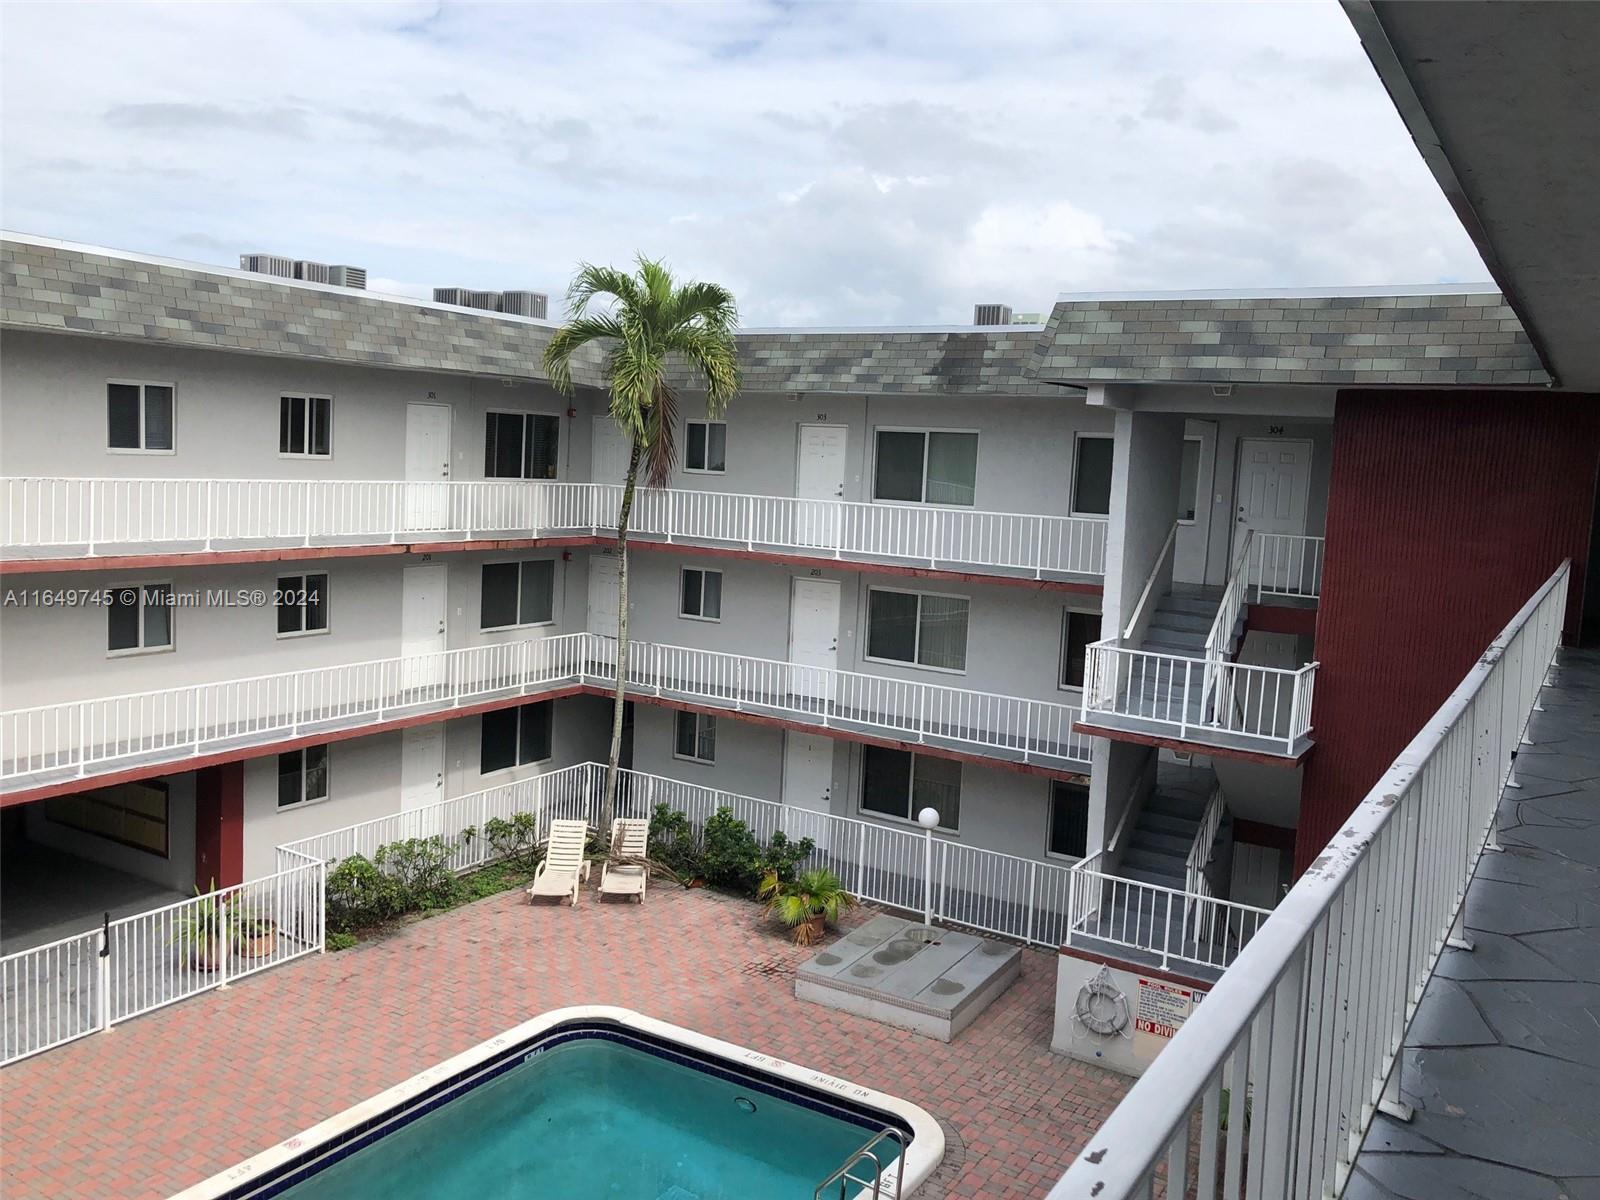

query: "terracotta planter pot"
left=236, top=926, right=277, bottom=959
left=797, top=914, right=827, bottom=945
left=188, top=937, right=224, bottom=972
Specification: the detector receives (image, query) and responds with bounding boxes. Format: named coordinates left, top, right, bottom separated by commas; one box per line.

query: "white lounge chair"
left=598, top=817, right=651, bottom=903
left=526, top=819, right=591, bottom=906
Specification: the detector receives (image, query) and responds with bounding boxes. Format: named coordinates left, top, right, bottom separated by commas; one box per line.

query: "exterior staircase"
left=1117, top=586, right=1243, bottom=728
left=1116, top=774, right=1225, bottom=890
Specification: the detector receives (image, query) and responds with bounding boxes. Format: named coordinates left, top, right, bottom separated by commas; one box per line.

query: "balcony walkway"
left=0, top=884, right=1130, bottom=1200
left=1349, top=648, right=1600, bottom=1200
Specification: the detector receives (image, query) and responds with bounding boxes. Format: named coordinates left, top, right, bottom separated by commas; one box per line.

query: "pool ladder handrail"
left=813, top=1126, right=909, bottom=1200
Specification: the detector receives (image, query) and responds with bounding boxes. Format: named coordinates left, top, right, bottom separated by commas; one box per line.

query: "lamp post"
left=917, top=807, right=940, bottom=927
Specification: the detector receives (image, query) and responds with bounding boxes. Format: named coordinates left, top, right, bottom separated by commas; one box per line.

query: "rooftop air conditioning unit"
left=466, top=290, right=501, bottom=311
left=240, top=253, right=294, bottom=278
left=326, top=265, right=367, bottom=290
left=294, top=261, right=331, bottom=284
left=973, top=303, right=1013, bottom=326
left=433, top=287, right=472, bottom=306
left=499, top=290, right=548, bottom=319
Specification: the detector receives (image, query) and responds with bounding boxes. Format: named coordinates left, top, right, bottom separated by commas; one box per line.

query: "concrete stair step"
left=1148, top=610, right=1213, bottom=634
left=1122, top=847, right=1186, bottom=876
left=1157, top=594, right=1225, bottom=618
left=1130, top=828, right=1193, bottom=855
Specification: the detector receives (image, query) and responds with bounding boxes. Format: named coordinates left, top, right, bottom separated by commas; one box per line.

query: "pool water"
left=276, top=1035, right=900, bottom=1198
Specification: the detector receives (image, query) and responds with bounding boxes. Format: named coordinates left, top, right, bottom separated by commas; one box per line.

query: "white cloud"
left=0, top=1, right=1486, bottom=325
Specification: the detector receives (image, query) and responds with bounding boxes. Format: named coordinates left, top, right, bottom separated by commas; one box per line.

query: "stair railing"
left=1121, top=520, right=1180, bottom=642
left=1184, top=783, right=1228, bottom=948
left=1202, top=529, right=1254, bottom=722
left=813, top=1126, right=908, bottom=1200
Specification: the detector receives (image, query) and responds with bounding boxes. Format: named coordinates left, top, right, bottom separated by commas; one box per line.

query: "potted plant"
left=170, top=890, right=227, bottom=972
left=230, top=903, right=277, bottom=959
left=759, top=868, right=856, bottom=946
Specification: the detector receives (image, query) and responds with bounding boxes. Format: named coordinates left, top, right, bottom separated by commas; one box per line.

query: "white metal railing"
left=1204, top=529, right=1253, bottom=670
left=1064, top=865, right=1269, bottom=974
left=1185, top=783, right=1227, bottom=901
left=1050, top=559, right=1569, bottom=1200
left=0, top=632, right=1091, bottom=790
left=1, top=856, right=324, bottom=1065
left=0, top=477, right=1108, bottom=579
left=1121, top=520, right=1180, bottom=641
left=1082, top=640, right=1318, bottom=755
left=1252, top=532, right=1325, bottom=600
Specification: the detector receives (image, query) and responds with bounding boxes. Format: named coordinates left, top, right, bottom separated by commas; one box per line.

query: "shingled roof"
left=1027, top=288, right=1548, bottom=386
left=2, top=236, right=1550, bottom=393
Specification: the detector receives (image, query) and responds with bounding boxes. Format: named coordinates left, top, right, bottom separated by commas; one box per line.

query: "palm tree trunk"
left=602, top=438, right=643, bottom=835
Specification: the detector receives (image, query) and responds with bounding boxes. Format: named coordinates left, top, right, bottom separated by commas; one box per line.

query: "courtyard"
left=0, top=881, right=1130, bottom=1199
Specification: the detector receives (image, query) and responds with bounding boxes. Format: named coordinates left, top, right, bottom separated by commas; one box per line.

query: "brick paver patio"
left=0, top=883, right=1128, bottom=1199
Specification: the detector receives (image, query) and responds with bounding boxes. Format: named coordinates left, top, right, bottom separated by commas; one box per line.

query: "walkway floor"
left=1350, top=647, right=1600, bottom=1200
left=0, top=844, right=185, bottom=955
left=0, top=883, right=1129, bottom=1200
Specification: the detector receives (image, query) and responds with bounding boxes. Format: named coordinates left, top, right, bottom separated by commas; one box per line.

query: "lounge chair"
left=527, top=819, right=591, bottom=906
left=598, top=817, right=651, bottom=903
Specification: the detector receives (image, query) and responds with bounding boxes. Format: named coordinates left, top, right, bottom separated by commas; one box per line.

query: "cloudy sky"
left=1, top=1, right=1486, bottom=325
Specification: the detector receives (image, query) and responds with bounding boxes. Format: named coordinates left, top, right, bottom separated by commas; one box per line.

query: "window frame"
left=106, top=379, right=177, bottom=455
left=479, top=701, right=554, bottom=776
left=863, top=585, right=970, bottom=675
left=683, top=419, right=727, bottom=475
left=275, top=572, right=330, bottom=639
left=106, top=580, right=176, bottom=657
left=1070, top=432, right=1115, bottom=518
left=478, top=559, right=557, bottom=632
left=277, top=744, right=330, bottom=810
left=278, top=394, right=334, bottom=459
left=678, top=567, right=723, bottom=622
left=484, top=408, right=562, bottom=480
left=858, top=746, right=961, bottom=833
left=1178, top=435, right=1203, bottom=526
left=672, top=710, right=717, bottom=764
left=1057, top=606, right=1103, bottom=692
left=1046, top=778, right=1090, bottom=862
left=870, top=426, right=980, bottom=508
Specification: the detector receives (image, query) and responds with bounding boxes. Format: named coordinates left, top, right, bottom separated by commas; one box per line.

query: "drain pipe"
left=917, top=807, right=940, bottom=926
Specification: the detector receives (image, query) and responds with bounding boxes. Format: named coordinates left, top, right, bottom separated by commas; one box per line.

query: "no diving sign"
left=1133, top=978, right=1197, bottom=1052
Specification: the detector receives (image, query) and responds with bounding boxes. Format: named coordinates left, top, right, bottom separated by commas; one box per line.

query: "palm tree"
left=544, top=257, right=740, bottom=834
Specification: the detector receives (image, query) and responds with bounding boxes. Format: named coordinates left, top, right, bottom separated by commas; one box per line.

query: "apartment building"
left=1, top=233, right=1594, bottom=997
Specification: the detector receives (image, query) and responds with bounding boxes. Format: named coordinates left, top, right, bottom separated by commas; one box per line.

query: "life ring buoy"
left=1075, top=967, right=1131, bottom=1037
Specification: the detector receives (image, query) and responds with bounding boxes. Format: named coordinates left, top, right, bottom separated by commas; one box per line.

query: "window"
left=685, top=421, right=726, bottom=473
left=865, top=588, right=969, bottom=672
left=860, top=746, right=961, bottom=830
left=674, top=711, right=716, bottom=763
left=873, top=430, right=978, bottom=506
left=108, top=583, right=173, bottom=654
left=1059, top=610, right=1103, bottom=690
left=485, top=411, right=560, bottom=479
left=1178, top=437, right=1202, bottom=523
left=1072, top=435, right=1114, bottom=516
left=1048, top=781, right=1089, bottom=859
left=679, top=568, right=722, bottom=621
left=480, top=560, right=555, bottom=630
left=279, top=395, right=332, bottom=456
left=107, top=382, right=174, bottom=451
left=480, top=701, right=553, bottom=773
left=276, top=573, right=329, bottom=637
left=278, top=745, right=329, bottom=809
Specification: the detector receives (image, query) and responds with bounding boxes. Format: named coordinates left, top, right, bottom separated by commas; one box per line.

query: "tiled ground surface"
left=1350, top=648, right=1600, bottom=1200
left=0, top=884, right=1128, bottom=1199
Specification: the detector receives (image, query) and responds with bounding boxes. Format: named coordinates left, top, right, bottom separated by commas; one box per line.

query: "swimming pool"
left=177, top=1007, right=943, bottom=1199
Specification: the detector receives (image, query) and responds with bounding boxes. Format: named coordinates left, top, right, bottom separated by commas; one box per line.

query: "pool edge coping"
left=168, top=1003, right=947, bottom=1199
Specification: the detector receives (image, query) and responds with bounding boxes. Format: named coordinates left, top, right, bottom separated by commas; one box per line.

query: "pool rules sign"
left=1132, top=978, right=1200, bottom=1059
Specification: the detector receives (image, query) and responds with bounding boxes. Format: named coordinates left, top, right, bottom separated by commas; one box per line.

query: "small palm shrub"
left=759, top=868, right=855, bottom=945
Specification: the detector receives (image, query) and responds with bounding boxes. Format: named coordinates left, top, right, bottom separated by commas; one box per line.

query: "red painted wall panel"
left=1297, top=390, right=1600, bottom=874
left=193, top=761, right=245, bottom=889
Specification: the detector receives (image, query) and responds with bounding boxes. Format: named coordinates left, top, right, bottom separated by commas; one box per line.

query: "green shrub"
left=648, top=803, right=703, bottom=880
left=759, top=829, right=815, bottom=889
left=326, top=930, right=358, bottom=952
left=699, top=808, right=817, bottom=896
left=326, top=854, right=403, bottom=932
left=483, top=811, right=541, bottom=869
left=374, top=836, right=461, bottom=911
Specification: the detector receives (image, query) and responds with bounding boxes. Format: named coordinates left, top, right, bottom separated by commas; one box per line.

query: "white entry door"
left=1235, top=439, right=1312, bottom=543
left=795, top=425, right=848, bottom=547
left=592, top=416, right=632, bottom=486
left=788, top=578, right=840, bottom=703
left=400, top=725, right=446, bottom=836
left=782, top=731, right=835, bottom=850
left=404, top=403, right=453, bottom=531
left=400, top=564, right=449, bottom=693
left=588, top=554, right=622, bottom=672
